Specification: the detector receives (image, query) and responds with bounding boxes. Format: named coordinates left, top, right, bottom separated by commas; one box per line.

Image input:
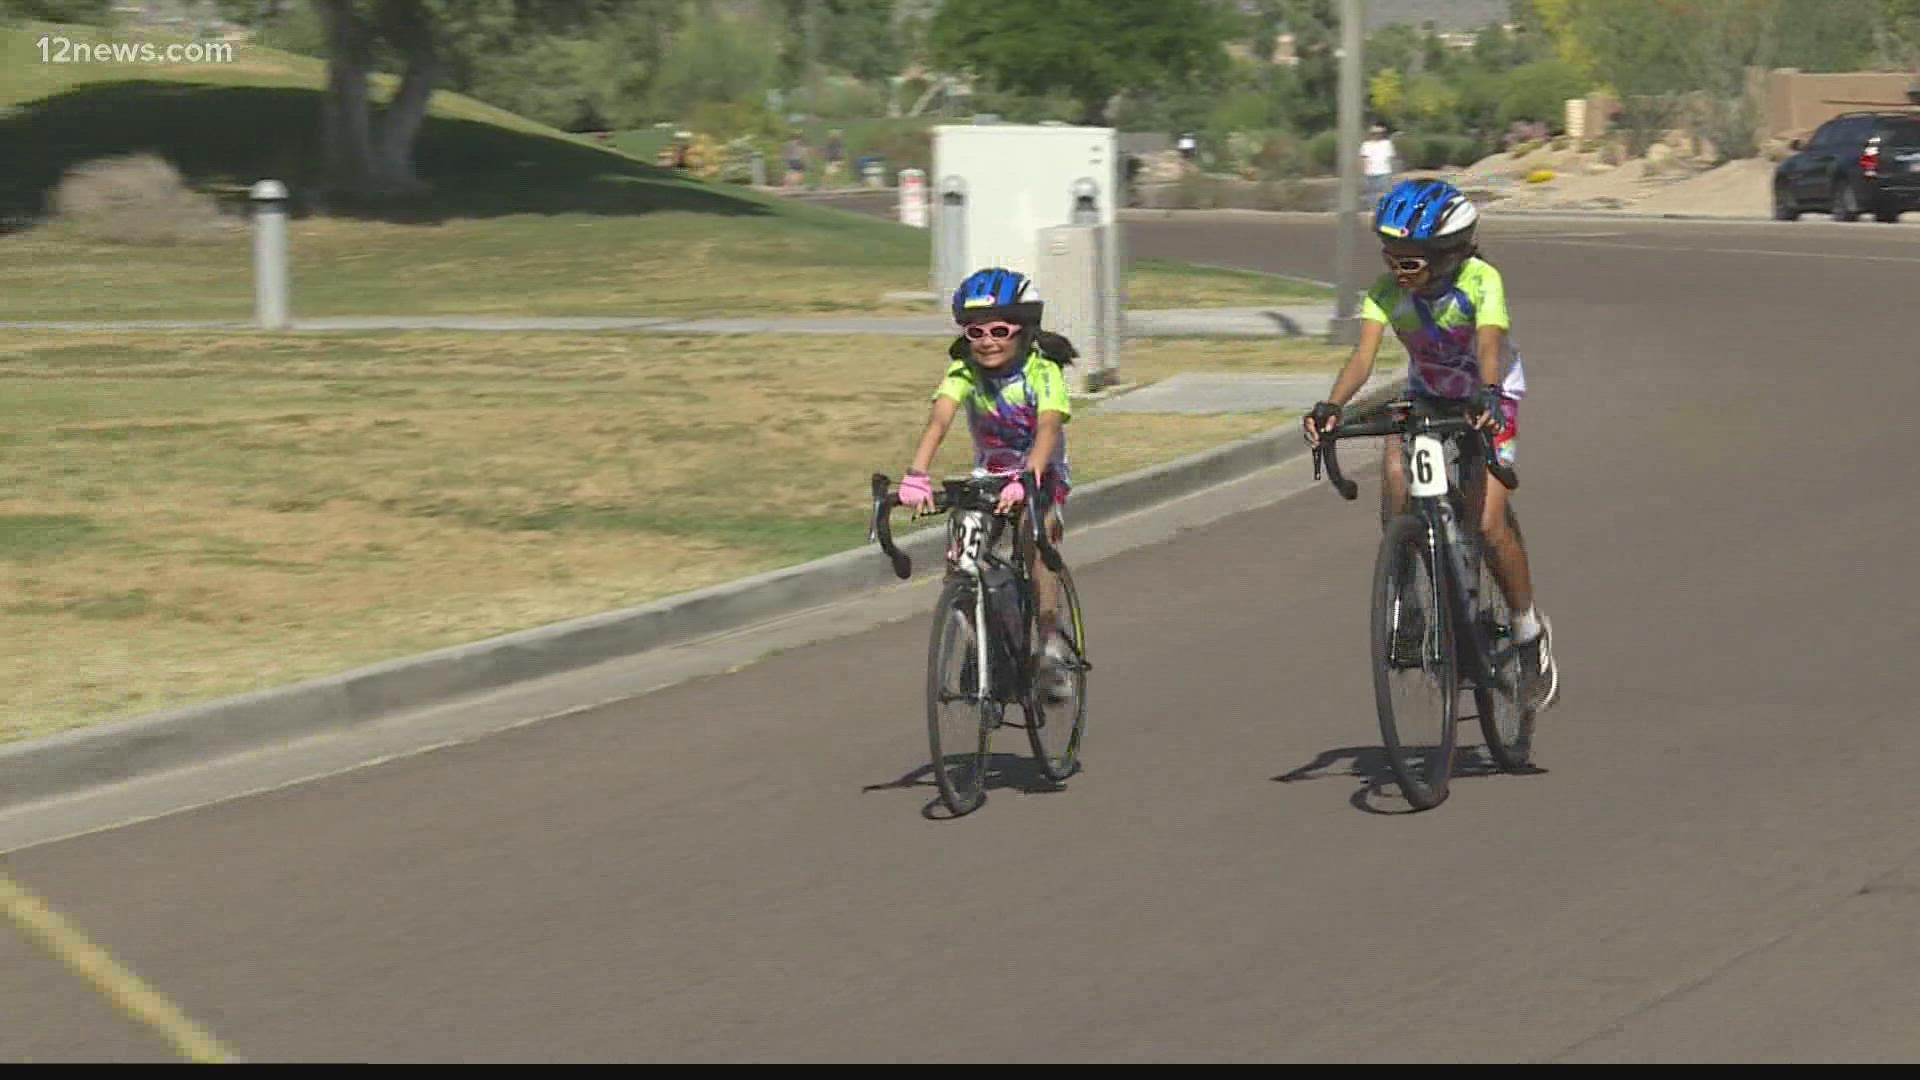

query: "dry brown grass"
left=0, top=330, right=1345, bottom=740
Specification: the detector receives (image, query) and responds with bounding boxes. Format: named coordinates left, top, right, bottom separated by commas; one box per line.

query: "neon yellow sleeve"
left=933, top=361, right=973, bottom=403
left=1360, top=274, right=1396, bottom=324
left=1030, top=359, right=1071, bottom=421
left=1468, top=260, right=1510, bottom=330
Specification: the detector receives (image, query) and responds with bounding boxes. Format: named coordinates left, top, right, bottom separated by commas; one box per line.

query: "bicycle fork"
left=950, top=509, right=999, bottom=716
left=973, top=577, right=993, bottom=710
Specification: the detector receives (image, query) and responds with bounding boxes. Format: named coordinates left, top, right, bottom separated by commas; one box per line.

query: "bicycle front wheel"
left=928, top=579, right=993, bottom=816
left=1372, top=512, right=1458, bottom=810
left=1024, top=562, right=1088, bottom=783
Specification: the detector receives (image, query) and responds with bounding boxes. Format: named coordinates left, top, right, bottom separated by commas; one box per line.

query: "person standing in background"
left=1362, top=124, right=1398, bottom=207
left=784, top=134, right=808, bottom=187
left=824, top=129, right=845, bottom=185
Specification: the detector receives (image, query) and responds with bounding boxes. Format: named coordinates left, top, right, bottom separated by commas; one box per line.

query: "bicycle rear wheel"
left=1024, top=562, right=1088, bottom=782
left=1472, top=507, right=1535, bottom=771
left=928, top=579, right=994, bottom=816
left=1372, top=513, right=1457, bottom=810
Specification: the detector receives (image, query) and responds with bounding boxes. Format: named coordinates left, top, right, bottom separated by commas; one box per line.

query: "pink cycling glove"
left=898, top=470, right=934, bottom=510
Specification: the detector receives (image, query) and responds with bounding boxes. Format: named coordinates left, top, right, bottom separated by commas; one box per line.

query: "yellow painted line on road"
left=1, top=868, right=241, bottom=1063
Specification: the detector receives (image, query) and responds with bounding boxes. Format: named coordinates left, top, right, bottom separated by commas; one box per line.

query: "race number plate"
left=950, top=512, right=985, bottom=573
left=1409, top=434, right=1448, bottom=497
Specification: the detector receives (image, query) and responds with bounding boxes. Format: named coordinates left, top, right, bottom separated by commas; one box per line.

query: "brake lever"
left=867, top=473, right=889, bottom=543
left=868, top=472, right=912, bottom=579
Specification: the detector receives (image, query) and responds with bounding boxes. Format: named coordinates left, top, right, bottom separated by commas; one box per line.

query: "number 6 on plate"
left=1409, top=434, right=1448, bottom=497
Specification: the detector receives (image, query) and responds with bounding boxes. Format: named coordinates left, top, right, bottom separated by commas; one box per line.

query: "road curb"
left=0, top=381, right=1395, bottom=811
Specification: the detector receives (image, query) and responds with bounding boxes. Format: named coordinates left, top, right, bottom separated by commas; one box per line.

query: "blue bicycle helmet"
left=951, top=267, right=1044, bottom=326
left=1373, top=178, right=1478, bottom=249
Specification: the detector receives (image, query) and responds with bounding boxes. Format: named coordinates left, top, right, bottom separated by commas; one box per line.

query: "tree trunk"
left=370, top=0, right=438, bottom=195
left=314, top=0, right=439, bottom=202
left=315, top=0, right=375, bottom=196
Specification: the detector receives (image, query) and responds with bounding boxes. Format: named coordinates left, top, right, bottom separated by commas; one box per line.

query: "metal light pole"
left=1331, top=0, right=1365, bottom=346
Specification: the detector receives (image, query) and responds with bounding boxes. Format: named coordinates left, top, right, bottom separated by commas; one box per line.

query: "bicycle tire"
left=1472, top=505, right=1535, bottom=772
left=1372, top=512, right=1457, bottom=810
left=927, top=578, right=994, bottom=816
left=1024, top=561, right=1088, bottom=782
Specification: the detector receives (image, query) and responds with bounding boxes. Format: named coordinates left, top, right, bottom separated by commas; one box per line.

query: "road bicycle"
left=1313, top=397, right=1537, bottom=810
left=870, top=470, right=1091, bottom=816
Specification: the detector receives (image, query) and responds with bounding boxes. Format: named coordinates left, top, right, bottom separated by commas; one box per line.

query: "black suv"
left=1774, top=111, right=1920, bottom=222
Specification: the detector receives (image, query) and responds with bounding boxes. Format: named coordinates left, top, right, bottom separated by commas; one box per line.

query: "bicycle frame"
left=869, top=471, right=1064, bottom=707
left=1316, top=401, right=1520, bottom=700
left=945, top=504, right=1023, bottom=705
left=1404, top=442, right=1513, bottom=698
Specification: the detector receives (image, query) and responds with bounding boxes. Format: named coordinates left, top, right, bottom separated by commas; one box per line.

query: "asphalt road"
left=4, top=211, right=1919, bottom=1062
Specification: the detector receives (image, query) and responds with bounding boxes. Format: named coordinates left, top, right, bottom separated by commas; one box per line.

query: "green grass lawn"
left=0, top=329, right=1346, bottom=741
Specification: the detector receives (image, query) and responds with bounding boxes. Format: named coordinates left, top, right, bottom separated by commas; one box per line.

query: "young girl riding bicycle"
left=895, top=267, right=1077, bottom=702
left=1302, top=178, right=1560, bottom=713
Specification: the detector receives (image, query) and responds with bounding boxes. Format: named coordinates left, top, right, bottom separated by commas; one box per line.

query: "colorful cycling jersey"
left=933, top=350, right=1072, bottom=487
left=1361, top=256, right=1527, bottom=401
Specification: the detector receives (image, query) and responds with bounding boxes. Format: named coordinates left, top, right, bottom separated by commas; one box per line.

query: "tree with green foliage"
left=1500, top=0, right=1908, bottom=161
left=1346, top=9, right=1580, bottom=154
left=1252, top=0, right=1338, bottom=133
left=772, top=0, right=814, bottom=88
left=649, top=2, right=782, bottom=118
left=1682, top=0, right=1780, bottom=160
left=1769, top=0, right=1877, bottom=72
left=1369, top=67, right=1404, bottom=126
left=1469, top=21, right=1516, bottom=69
left=1366, top=23, right=1425, bottom=78
left=1495, top=57, right=1587, bottom=130
left=462, top=4, right=672, bottom=131
left=206, top=2, right=684, bottom=200
left=771, top=0, right=902, bottom=122
left=1403, top=73, right=1462, bottom=133
left=1874, top=0, right=1920, bottom=70
left=928, top=0, right=1236, bottom=125
left=1557, top=0, right=1691, bottom=153
left=1563, top=0, right=1830, bottom=160
left=815, top=0, right=901, bottom=82
left=1201, top=56, right=1280, bottom=143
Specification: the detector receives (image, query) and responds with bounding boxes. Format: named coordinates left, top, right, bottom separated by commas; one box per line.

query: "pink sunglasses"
left=963, top=323, right=1021, bottom=340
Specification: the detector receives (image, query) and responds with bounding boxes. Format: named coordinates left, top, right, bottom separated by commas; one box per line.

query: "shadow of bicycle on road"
left=1275, top=718, right=1548, bottom=815
left=863, top=750, right=1073, bottom=821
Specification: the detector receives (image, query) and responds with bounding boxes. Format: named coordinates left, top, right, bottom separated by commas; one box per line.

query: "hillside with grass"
left=0, top=19, right=1319, bottom=320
